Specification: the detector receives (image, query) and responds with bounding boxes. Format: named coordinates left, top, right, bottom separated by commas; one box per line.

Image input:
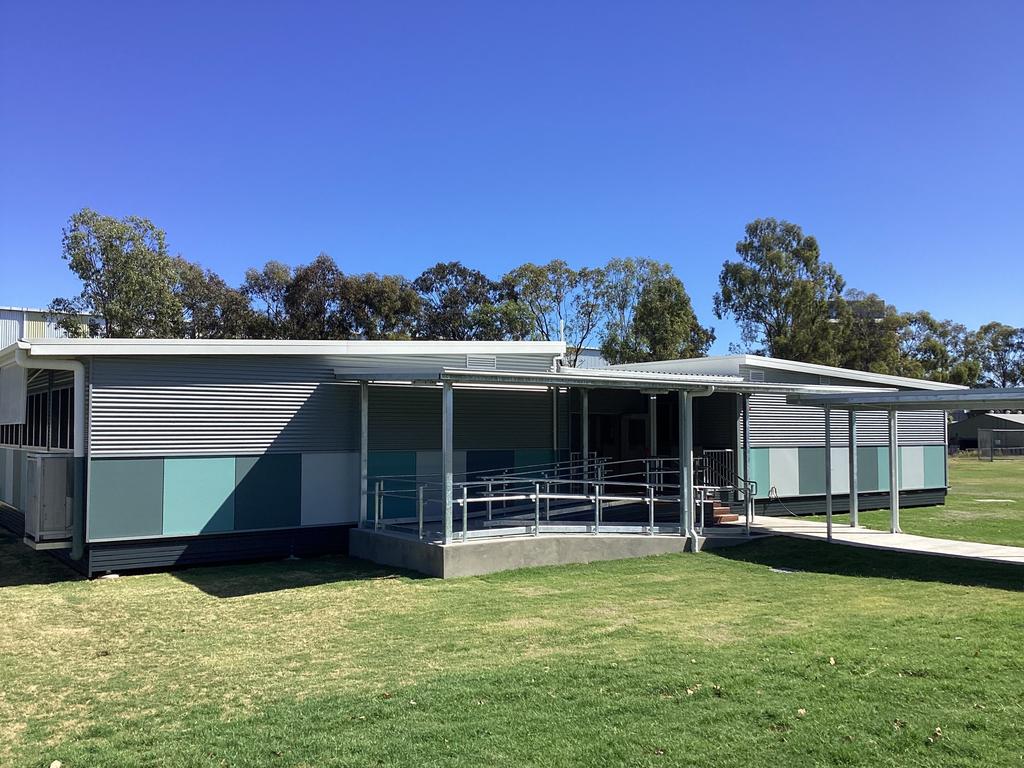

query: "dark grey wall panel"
left=88, top=458, right=164, bottom=540
left=234, top=454, right=302, bottom=530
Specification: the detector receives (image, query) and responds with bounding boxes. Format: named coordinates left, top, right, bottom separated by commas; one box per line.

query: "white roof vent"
left=466, top=354, right=497, bottom=370
left=748, top=369, right=765, bottom=382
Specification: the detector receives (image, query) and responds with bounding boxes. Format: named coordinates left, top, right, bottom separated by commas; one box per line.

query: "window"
left=0, top=385, right=73, bottom=450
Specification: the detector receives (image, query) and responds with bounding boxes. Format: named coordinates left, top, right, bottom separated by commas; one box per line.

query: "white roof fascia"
left=12, top=338, right=567, bottom=358
left=612, top=354, right=966, bottom=391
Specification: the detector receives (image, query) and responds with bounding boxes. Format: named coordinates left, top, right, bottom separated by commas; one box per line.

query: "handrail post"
left=594, top=482, right=602, bottom=535
left=417, top=484, right=425, bottom=540
left=545, top=481, right=550, bottom=520
left=534, top=483, right=541, bottom=536
left=374, top=480, right=381, bottom=530
left=486, top=480, right=493, bottom=521
left=462, top=485, right=469, bottom=541
left=648, top=485, right=655, bottom=535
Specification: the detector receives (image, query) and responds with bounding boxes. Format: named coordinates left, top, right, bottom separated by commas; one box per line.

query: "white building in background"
left=0, top=306, right=91, bottom=347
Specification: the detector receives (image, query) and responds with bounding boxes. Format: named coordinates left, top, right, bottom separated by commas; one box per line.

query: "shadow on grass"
left=714, top=536, right=1024, bottom=592
left=173, top=554, right=428, bottom=598
left=0, top=527, right=83, bottom=588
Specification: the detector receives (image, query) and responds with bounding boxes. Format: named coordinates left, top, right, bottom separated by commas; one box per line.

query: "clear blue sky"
left=2, top=0, right=1021, bottom=351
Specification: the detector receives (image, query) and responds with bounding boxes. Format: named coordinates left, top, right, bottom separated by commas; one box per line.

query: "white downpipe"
left=14, top=347, right=86, bottom=560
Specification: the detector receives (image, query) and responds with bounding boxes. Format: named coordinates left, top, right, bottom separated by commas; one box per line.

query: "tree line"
left=49, top=209, right=1023, bottom=387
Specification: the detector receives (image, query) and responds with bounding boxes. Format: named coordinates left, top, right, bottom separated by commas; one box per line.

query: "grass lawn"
left=813, top=456, right=1024, bottom=547
left=2, top=460, right=1024, bottom=767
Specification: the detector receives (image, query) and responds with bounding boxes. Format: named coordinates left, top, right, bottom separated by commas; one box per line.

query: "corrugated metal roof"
left=612, top=353, right=966, bottom=391
left=790, top=387, right=1024, bottom=411
left=2, top=338, right=566, bottom=358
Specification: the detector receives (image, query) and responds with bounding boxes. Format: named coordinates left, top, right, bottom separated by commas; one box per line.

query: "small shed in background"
left=949, top=412, right=1024, bottom=449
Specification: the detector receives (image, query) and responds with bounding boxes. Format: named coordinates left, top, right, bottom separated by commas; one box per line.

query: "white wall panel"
left=301, top=451, right=359, bottom=525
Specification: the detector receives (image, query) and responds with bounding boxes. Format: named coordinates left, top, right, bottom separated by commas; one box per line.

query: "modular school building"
left=0, top=339, right=960, bottom=577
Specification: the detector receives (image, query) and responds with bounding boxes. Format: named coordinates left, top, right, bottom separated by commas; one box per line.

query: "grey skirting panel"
left=752, top=488, right=946, bottom=517
left=86, top=525, right=353, bottom=576
left=0, top=502, right=25, bottom=537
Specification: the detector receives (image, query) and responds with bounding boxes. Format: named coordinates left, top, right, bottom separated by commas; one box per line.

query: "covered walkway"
left=733, top=514, right=1024, bottom=566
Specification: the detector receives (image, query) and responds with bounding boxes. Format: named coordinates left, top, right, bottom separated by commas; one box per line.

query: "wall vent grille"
left=466, top=355, right=498, bottom=370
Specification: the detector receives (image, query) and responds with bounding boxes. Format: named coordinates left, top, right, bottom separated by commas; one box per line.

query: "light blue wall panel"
left=163, top=457, right=235, bottom=535
left=829, top=447, right=849, bottom=495
left=900, top=446, right=925, bottom=490
left=769, top=447, right=800, bottom=497
left=301, top=452, right=359, bottom=525
left=923, top=445, right=946, bottom=489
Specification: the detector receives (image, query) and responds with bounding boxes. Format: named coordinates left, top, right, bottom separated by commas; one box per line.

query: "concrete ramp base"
left=349, top=528, right=695, bottom=578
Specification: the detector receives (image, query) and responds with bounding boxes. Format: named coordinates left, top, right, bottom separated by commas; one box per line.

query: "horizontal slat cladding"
left=454, top=388, right=553, bottom=449
left=368, top=386, right=555, bottom=450
left=86, top=526, right=350, bottom=575
left=90, top=357, right=360, bottom=456
left=748, top=394, right=945, bottom=447
left=0, top=503, right=25, bottom=536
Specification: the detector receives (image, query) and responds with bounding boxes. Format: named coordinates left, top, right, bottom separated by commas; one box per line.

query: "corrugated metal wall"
left=0, top=309, right=22, bottom=348
left=89, top=354, right=558, bottom=457
left=0, top=309, right=81, bottom=347
left=368, top=385, right=556, bottom=451
left=747, top=394, right=945, bottom=447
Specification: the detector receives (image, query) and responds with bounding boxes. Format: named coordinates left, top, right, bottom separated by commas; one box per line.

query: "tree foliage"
left=49, top=208, right=1020, bottom=387
left=597, top=258, right=713, bottom=364
left=502, top=260, right=603, bottom=366
left=51, top=209, right=183, bottom=338
left=714, top=218, right=844, bottom=363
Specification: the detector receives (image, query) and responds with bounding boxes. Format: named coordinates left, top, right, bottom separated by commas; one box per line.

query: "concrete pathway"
left=730, top=514, right=1024, bottom=566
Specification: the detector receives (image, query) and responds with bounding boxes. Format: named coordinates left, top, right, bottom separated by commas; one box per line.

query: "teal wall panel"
left=876, top=447, right=890, bottom=492
left=89, top=458, right=164, bottom=540
left=749, top=448, right=771, bottom=499
left=163, top=457, right=235, bottom=536
left=514, top=449, right=556, bottom=472
left=923, top=445, right=946, bottom=489
left=467, top=450, right=515, bottom=481
left=798, top=447, right=825, bottom=495
left=368, top=451, right=416, bottom=518
left=234, top=454, right=301, bottom=530
left=856, top=446, right=879, bottom=492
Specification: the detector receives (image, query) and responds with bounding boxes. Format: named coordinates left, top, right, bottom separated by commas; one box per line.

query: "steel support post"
left=824, top=406, right=833, bottom=542
left=442, top=380, right=454, bottom=544
left=848, top=411, right=859, bottom=527
left=359, top=382, right=369, bottom=527
left=889, top=408, right=901, bottom=533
